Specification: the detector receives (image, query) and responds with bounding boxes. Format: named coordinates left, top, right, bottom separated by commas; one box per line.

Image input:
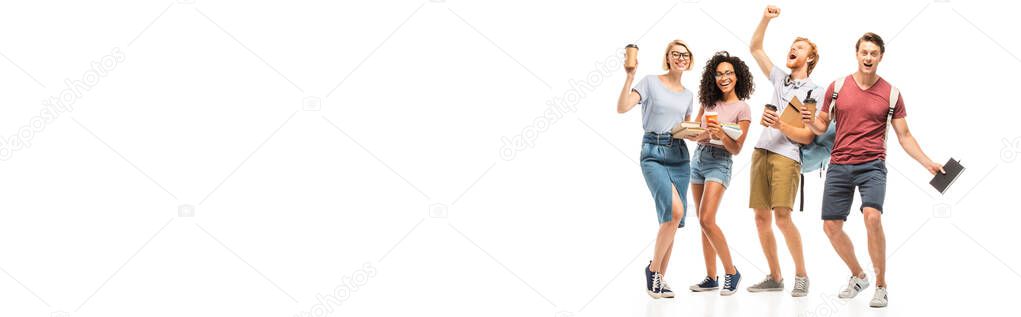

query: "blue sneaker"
left=645, top=263, right=654, bottom=294
left=720, top=269, right=741, bottom=296
left=660, top=281, right=675, bottom=298
left=689, top=275, right=719, bottom=292
left=648, top=271, right=665, bottom=299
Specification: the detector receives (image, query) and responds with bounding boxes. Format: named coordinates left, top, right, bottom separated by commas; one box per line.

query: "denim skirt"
left=640, top=132, right=690, bottom=227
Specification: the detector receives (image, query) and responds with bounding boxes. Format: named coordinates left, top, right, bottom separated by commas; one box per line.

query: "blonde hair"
left=793, top=37, right=819, bottom=76
left=661, top=39, right=694, bottom=71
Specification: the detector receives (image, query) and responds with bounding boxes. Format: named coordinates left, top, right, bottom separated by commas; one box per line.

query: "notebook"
left=780, top=96, right=816, bottom=128
left=929, top=158, right=965, bottom=195
left=722, top=123, right=742, bottom=140
left=709, top=123, right=743, bottom=145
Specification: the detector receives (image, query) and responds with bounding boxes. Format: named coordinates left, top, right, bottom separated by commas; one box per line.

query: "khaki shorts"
left=749, top=148, right=801, bottom=210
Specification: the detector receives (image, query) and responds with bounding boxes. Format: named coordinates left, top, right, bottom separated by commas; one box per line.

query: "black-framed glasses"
left=668, top=51, right=691, bottom=60
left=715, top=70, right=736, bottom=79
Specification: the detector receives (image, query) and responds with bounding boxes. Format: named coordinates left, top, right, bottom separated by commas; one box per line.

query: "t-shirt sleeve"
left=821, top=81, right=836, bottom=114
left=892, top=92, right=906, bottom=119
left=737, top=102, right=752, bottom=121
left=769, top=64, right=787, bottom=85
left=685, top=95, right=694, bottom=118
left=632, top=75, right=650, bottom=104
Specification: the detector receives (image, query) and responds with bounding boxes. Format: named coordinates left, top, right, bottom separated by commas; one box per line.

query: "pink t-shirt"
left=821, top=76, right=906, bottom=165
left=700, top=100, right=751, bottom=147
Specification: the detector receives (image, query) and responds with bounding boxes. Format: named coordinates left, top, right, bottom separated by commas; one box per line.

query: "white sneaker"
left=838, top=274, right=869, bottom=299
left=870, top=287, right=888, bottom=308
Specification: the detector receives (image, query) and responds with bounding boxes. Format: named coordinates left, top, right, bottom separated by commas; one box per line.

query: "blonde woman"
left=617, top=39, right=696, bottom=299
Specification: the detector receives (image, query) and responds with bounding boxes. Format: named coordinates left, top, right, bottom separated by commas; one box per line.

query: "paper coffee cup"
left=705, top=111, right=719, bottom=125
left=625, top=44, right=638, bottom=69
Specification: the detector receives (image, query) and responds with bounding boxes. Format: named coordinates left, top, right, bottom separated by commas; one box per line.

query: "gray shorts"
left=821, top=159, right=887, bottom=221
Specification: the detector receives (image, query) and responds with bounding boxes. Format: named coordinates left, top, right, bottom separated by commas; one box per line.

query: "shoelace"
left=794, top=278, right=807, bottom=290
left=724, top=275, right=734, bottom=289
left=652, top=273, right=663, bottom=292
left=700, top=276, right=714, bottom=287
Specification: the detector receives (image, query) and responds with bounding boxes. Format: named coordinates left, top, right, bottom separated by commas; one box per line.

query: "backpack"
left=795, top=75, right=899, bottom=211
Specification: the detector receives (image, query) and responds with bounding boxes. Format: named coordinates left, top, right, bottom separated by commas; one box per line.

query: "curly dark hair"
left=698, top=51, right=754, bottom=109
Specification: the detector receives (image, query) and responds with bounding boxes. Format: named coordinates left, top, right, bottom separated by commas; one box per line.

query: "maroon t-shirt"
left=821, top=76, right=906, bottom=165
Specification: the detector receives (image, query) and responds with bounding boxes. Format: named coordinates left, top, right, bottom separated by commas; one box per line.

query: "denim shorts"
left=822, top=159, right=887, bottom=221
left=690, top=144, right=734, bottom=188
left=640, top=132, right=690, bottom=228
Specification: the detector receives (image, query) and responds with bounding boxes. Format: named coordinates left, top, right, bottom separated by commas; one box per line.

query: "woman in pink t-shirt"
left=688, top=51, right=753, bottom=295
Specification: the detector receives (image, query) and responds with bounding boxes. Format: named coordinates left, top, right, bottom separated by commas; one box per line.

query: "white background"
left=1, top=0, right=1019, bottom=316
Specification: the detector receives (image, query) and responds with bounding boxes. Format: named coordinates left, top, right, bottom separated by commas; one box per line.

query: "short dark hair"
left=698, top=51, right=754, bottom=109
left=855, top=32, right=885, bottom=54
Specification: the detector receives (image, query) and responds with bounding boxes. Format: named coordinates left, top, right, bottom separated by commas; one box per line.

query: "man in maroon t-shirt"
left=803, top=32, right=945, bottom=308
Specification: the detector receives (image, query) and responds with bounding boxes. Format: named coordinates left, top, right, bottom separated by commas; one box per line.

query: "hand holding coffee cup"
left=704, top=111, right=719, bottom=126
left=625, top=44, right=639, bottom=75
left=762, top=107, right=782, bottom=129
left=801, top=93, right=817, bottom=125
left=704, top=111, right=721, bottom=142
left=799, top=107, right=814, bottom=125
left=761, top=104, right=778, bottom=127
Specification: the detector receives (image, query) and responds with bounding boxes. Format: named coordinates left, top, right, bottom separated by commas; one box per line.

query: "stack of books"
left=671, top=121, right=704, bottom=139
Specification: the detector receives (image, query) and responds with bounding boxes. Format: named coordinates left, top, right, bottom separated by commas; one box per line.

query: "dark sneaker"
left=720, top=269, right=741, bottom=296
left=689, top=276, right=719, bottom=292
left=645, top=264, right=654, bottom=293
left=660, top=281, right=675, bottom=298
left=648, top=272, right=665, bottom=299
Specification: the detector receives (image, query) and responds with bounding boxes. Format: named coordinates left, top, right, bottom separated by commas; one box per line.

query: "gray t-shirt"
left=632, top=75, right=694, bottom=134
left=753, top=65, right=822, bottom=162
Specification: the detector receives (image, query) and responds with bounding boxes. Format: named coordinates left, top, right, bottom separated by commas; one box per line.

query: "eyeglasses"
left=715, top=70, right=735, bottom=79
left=668, top=51, right=691, bottom=60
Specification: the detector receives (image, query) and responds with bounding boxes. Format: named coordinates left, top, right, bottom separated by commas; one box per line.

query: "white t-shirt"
left=753, top=65, right=822, bottom=163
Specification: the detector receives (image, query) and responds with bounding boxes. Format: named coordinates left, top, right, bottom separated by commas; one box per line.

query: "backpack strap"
left=884, top=85, right=900, bottom=143
left=829, top=75, right=847, bottom=121
left=799, top=174, right=805, bottom=212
